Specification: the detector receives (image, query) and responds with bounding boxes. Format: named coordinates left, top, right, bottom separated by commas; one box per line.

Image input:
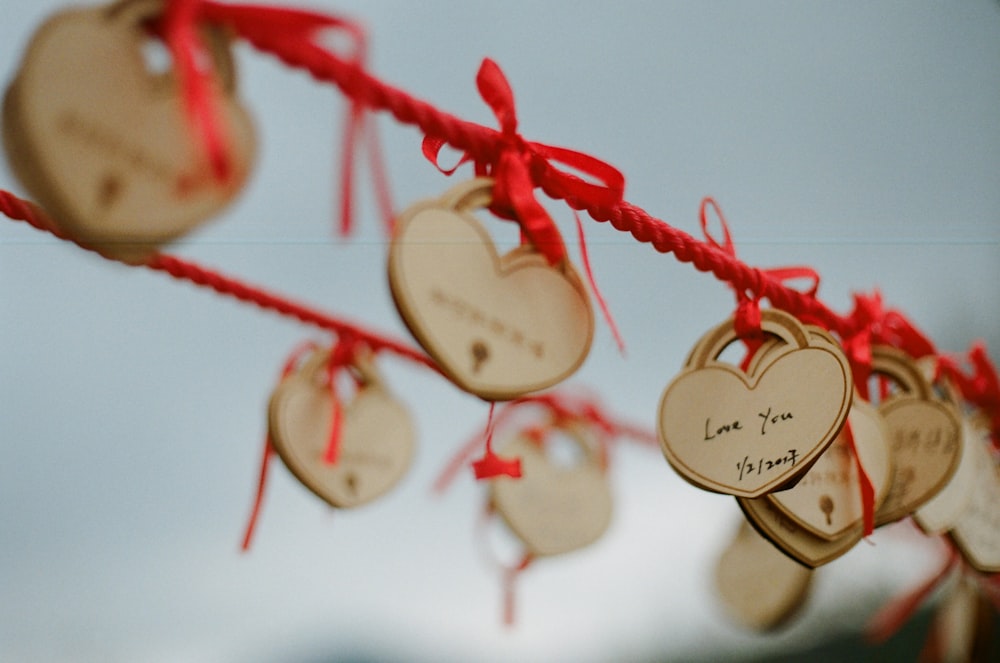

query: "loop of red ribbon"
left=162, top=1, right=392, bottom=233
left=423, top=58, right=625, bottom=266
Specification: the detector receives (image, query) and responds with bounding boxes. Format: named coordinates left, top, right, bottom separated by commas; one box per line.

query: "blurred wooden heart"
left=715, top=520, right=813, bottom=630
left=2, top=0, right=256, bottom=262
left=915, top=415, right=985, bottom=534
left=490, top=431, right=611, bottom=556
left=388, top=193, right=593, bottom=401
left=268, top=352, right=414, bottom=509
left=949, top=428, right=1000, bottom=573
left=768, top=398, right=892, bottom=541
left=659, top=334, right=852, bottom=498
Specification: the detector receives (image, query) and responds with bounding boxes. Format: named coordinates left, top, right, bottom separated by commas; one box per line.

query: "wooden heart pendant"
left=490, top=426, right=612, bottom=556
left=714, top=520, right=813, bottom=630
left=388, top=178, right=594, bottom=401
left=658, top=309, right=853, bottom=497
left=767, top=396, right=892, bottom=541
left=869, top=347, right=962, bottom=526
left=949, top=417, right=1000, bottom=573
left=268, top=348, right=414, bottom=509
left=2, top=0, right=256, bottom=263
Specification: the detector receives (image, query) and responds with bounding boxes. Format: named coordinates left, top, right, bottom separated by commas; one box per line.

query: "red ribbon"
left=866, top=545, right=959, bottom=643
left=424, top=58, right=625, bottom=266
left=240, top=339, right=321, bottom=551
left=938, top=342, right=1000, bottom=447
left=700, top=197, right=820, bottom=355
left=843, top=421, right=876, bottom=536
left=162, top=1, right=392, bottom=233
left=471, top=403, right=523, bottom=481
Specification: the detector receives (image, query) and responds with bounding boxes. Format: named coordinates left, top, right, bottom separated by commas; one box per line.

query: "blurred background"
left=1, top=1, right=999, bottom=661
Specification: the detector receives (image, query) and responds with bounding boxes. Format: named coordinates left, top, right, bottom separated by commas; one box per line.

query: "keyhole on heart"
left=471, top=340, right=490, bottom=373
left=819, top=495, right=834, bottom=525
left=98, top=174, right=122, bottom=210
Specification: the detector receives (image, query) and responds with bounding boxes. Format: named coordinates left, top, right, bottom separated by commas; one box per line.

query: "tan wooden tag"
left=387, top=178, right=594, bottom=401
left=2, top=0, right=256, bottom=263
left=737, top=492, right=861, bottom=568
left=658, top=309, right=852, bottom=497
left=714, top=520, right=813, bottom=630
left=268, top=348, right=414, bottom=509
left=949, top=427, right=1000, bottom=573
left=870, top=347, right=962, bottom=526
left=490, top=427, right=612, bottom=556
left=927, top=574, right=993, bottom=663
left=768, top=397, right=892, bottom=541
left=914, top=414, right=986, bottom=534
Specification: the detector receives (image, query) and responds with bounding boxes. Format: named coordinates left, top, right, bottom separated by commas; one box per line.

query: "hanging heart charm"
left=490, top=426, right=611, bottom=556
left=388, top=178, right=594, bottom=401
left=3, top=0, right=256, bottom=262
left=268, top=347, right=415, bottom=509
left=658, top=309, right=853, bottom=497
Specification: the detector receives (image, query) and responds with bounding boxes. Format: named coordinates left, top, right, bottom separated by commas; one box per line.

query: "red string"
left=843, top=420, right=876, bottom=537
left=572, top=210, right=626, bottom=355
left=502, top=553, right=533, bottom=627
left=866, top=545, right=960, bottom=643
left=240, top=340, right=321, bottom=551
left=471, top=403, right=523, bottom=481
left=938, top=343, right=1000, bottom=448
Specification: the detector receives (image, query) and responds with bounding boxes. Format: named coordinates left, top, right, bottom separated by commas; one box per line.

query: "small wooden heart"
left=915, top=415, right=985, bottom=534
left=3, top=0, right=256, bottom=262
left=388, top=178, right=593, bottom=401
left=949, top=427, right=1000, bottom=573
left=768, top=397, right=892, bottom=541
left=659, top=310, right=852, bottom=497
left=490, top=429, right=611, bottom=557
left=714, top=520, right=813, bottom=630
left=870, top=348, right=962, bottom=526
left=268, top=349, right=414, bottom=509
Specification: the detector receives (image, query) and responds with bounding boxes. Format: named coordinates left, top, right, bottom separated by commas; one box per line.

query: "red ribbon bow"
left=424, top=58, right=625, bottom=265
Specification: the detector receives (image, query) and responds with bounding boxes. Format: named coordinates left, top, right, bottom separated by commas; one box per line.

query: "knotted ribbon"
left=423, top=58, right=625, bottom=266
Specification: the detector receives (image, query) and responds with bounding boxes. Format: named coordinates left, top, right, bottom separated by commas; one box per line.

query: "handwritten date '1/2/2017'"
left=737, top=449, right=800, bottom=482
left=704, top=407, right=794, bottom=441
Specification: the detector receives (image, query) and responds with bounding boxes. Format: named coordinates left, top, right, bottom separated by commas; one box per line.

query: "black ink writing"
left=736, top=449, right=800, bottom=482
left=758, top=407, right=793, bottom=435
left=704, top=417, right=742, bottom=440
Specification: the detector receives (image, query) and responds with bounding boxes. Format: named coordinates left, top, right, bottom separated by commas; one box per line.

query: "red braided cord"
left=0, top=190, right=437, bottom=369
left=208, top=22, right=859, bottom=339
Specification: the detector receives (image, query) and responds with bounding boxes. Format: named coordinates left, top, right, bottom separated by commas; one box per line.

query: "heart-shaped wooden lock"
left=746, top=331, right=893, bottom=540
left=870, top=347, right=962, bottom=527
left=737, top=490, right=863, bottom=568
left=949, top=421, right=1000, bottom=573
left=388, top=177, right=594, bottom=401
left=914, top=412, right=984, bottom=535
left=714, top=520, right=813, bottom=630
left=3, top=0, right=256, bottom=263
left=658, top=308, right=853, bottom=497
left=268, top=347, right=414, bottom=509
left=766, top=396, right=892, bottom=541
left=490, top=425, right=612, bottom=557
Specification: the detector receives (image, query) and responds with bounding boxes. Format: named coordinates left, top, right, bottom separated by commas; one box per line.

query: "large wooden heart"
left=768, top=397, right=892, bottom=541
left=659, top=314, right=852, bottom=497
left=388, top=184, right=593, bottom=400
left=490, top=431, right=611, bottom=556
left=2, top=0, right=256, bottom=262
left=268, top=352, right=414, bottom=509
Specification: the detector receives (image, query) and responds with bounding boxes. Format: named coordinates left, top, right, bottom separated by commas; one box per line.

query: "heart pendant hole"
left=141, top=35, right=173, bottom=77
left=866, top=374, right=902, bottom=406
left=543, top=431, right=586, bottom=470
left=717, top=339, right=756, bottom=368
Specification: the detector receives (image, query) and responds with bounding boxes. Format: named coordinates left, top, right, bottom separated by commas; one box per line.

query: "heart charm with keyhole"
left=388, top=177, right=594, bottom=401
left=658, top=309, right=853, bottom=498
left=268, top=347, right=415, bottom=509
left=490, top=426, right=612, bottom=557
left=869, top=347, right=962, bottom=527
left=3, top=0, right=256, bottom=263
